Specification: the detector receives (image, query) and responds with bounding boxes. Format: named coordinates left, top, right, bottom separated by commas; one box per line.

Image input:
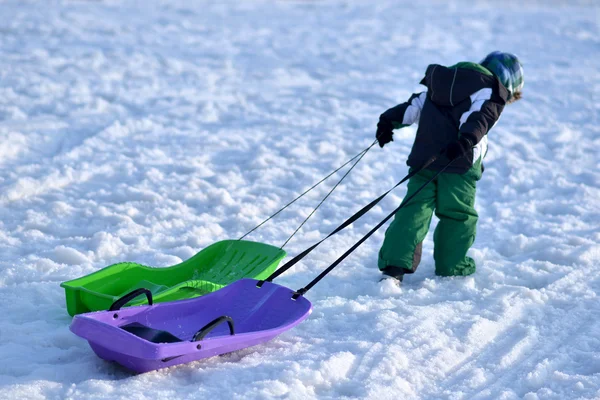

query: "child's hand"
left=446, top=137, right=473, bottom=160
left=376, top=118, right=394, bottom=148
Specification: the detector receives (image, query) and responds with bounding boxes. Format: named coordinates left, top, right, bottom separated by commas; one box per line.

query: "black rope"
left=279, top=140, right=377, bottom=249
left=259, top=151, right=443, bottom=285
left=238, top=143, right=376, bottom=242
left=292, top=158, right=455, bottom=298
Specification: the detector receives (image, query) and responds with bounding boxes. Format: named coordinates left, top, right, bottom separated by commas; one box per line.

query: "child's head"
left=480, top=51, right=524, bottom=103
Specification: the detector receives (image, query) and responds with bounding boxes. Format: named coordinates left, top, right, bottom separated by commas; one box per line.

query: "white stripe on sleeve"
left=459, top=88, right=493, bottom=128
left=461, top=88, right=494, bottom=165
left=402, top=92, right=428, bottom=125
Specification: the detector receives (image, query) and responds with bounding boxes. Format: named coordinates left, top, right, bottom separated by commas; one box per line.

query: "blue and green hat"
left=480, top=51, right=524, bottom=100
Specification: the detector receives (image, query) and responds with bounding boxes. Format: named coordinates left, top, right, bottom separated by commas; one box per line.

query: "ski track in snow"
left=0, top=0, right=599, bottom=399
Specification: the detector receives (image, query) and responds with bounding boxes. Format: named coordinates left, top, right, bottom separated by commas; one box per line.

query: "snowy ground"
left=1, top=0, right=599, bottom=399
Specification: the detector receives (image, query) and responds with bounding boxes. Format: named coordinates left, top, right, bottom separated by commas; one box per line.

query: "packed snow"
left=1, top=0, right=599, bottom=399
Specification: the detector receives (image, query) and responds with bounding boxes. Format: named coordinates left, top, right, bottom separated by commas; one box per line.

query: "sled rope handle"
left=292, top=158, right=455, bottom=298
left=192, top=316, right=235, bottom=341
left=239, top=141, right=377, bottom=245
left=258, top=150, right=445, bottom=286
left=279, top=140, right=377, bottom=249
left=109, top=288, right=153, bottom=311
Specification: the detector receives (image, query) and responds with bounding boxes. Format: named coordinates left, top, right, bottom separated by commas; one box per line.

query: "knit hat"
left=480, top=51, right=524, bottom=100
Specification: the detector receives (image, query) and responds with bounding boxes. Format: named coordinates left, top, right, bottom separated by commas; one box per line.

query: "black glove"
left=446, top=137, right=473, bottom=160
left=376, top=117, right=394, bottom=148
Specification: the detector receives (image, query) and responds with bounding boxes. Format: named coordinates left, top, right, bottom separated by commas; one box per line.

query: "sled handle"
left=192, top=316, right=235, bottom=341
left=109, top=288, right=153, bottom=311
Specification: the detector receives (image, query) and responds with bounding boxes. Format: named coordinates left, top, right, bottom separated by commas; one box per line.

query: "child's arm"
left=381, top=92, right=427, bottom=129
left=458, top=88, right=505, bottom=145
left=376, top=92, right=427, bottom=147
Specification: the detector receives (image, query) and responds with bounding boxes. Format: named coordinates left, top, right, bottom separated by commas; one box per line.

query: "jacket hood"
left=420, top=64, right=509, bottom=107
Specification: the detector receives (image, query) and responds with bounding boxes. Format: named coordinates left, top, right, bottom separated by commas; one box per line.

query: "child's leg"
left=433, top=166, right=480, bottom=276
left=378, top=170, right=437, bottom=274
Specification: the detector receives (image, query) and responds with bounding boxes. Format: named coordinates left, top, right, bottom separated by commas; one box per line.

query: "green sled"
left=60, top=240, right=286, bottom=316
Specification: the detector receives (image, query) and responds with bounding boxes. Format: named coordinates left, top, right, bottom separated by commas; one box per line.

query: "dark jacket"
left=381, top=62, right=509, bottom=174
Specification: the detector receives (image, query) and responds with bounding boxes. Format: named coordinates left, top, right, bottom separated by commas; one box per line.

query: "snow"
left=0, top=0, right=599, bottom=399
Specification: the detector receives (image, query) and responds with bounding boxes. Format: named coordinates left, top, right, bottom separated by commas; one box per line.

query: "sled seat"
left=121, top=322, right=183, bottom=344
left=70, top=279, right=313, bottom=373
left=61, top=240, right=286, bottom=316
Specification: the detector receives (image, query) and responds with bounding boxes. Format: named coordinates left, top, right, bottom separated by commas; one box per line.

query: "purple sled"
left=70, top=279, right=312, bottom=373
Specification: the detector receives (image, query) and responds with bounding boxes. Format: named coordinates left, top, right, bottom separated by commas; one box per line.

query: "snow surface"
left=1, top=0, right=599, bottom=399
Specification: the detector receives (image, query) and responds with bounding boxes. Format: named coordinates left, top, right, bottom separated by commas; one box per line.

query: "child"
left=376, top=51, right=524, bottom=283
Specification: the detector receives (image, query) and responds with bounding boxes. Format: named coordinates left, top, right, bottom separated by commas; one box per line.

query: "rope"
left=279, top=140, right=377, bottom=248
left=238, top=142, right=376, bottom=242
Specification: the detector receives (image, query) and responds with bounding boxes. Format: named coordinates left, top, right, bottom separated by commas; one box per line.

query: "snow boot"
left=379, top=265, right=407, bottom=284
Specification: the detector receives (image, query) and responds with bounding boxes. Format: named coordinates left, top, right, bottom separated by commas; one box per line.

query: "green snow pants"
left=377, top=163, right=482, bottom=277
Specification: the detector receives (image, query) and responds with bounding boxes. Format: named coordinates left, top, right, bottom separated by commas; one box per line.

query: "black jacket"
left=381, top=63, right=509, bottom=174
